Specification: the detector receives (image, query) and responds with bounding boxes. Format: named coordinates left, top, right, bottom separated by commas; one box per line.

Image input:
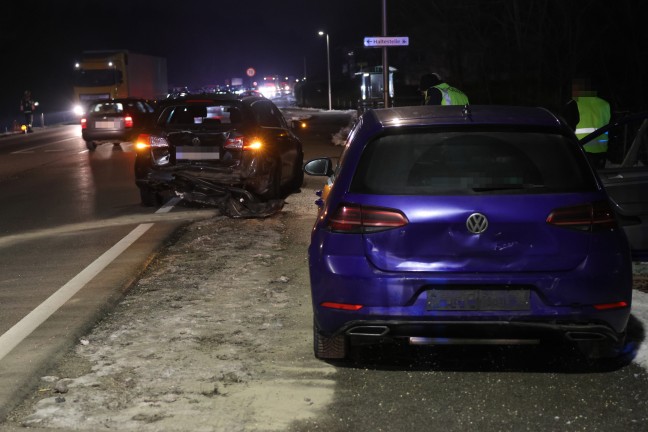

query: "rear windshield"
left=88, top=100, right=153, bottom=114
left=158, top=103, right=245, bottom=127
left=87, top=102, right=125, bottom=114
left=350, top=129, right=596, bottom=195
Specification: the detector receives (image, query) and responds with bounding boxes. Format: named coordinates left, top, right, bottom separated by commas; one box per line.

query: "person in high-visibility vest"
left=419, top=73, right=469, bottom=106
left=563, top=78, right=611, bottom=168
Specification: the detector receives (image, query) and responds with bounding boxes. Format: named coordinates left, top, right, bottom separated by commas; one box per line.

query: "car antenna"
left=462, top=104, right=472, bottom=120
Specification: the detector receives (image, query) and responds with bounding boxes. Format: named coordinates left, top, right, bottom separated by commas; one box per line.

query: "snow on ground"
left=632, top=289, right=648, bottom=368
left=631, top=265, right=648, bottom=369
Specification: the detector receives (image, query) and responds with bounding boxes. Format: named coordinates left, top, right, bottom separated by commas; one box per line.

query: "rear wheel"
left=285, top=154, right=304, bottom=195
left=139, top=185, right=161, bottom=207
left=313, top=322, right=347, bottom=360
left=575, top=333, right=631, bottom=370
left=260, top=156, right=282, bottom=200
left=85, top=140, right=97, bottom=151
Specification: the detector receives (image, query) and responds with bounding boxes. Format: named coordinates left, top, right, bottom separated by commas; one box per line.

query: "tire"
left=260, top=156, right=282, bottom=200
left=139, top=185, right=161, bottom=207
left=85, top=140, right=97, bottom=151
left=313, top=323, right=347, bottom=360
left=575, top=333, right=629, bottom=368
left=285, top=154, right=304, bottom=194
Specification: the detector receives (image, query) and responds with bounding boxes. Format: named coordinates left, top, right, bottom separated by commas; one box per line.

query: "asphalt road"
left=0, top=109, right=353, bottom=422
left=0, top=126, right=219, bottom=419
left=2, top=111, right=647, bottom=432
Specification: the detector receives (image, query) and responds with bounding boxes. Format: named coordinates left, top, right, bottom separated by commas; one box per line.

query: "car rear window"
left=87, top=100, right=153, bottom=114
left=88, top=102, right=124, bottom=114
left=350, top=129, right=596, bottom=195
left=159, top=103, right=245, bottom=126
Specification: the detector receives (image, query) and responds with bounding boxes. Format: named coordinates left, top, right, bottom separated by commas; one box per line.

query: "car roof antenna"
left=462, top=104, right=472, bottom=120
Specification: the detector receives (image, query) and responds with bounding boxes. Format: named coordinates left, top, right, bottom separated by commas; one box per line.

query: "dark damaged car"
left=134, top=94, right=304, bottom=216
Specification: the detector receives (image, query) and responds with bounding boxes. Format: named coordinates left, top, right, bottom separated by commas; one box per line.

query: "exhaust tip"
left=346, top=326, right=389, bottom=337
left=565, top=332, right=607, bottom=341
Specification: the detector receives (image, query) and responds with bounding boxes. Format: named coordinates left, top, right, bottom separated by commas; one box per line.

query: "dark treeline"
left=388, top=0, right=648, bottom=114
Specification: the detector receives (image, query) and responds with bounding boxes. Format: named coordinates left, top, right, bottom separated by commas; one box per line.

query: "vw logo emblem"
left=466, top=213, right=488, bottom=234
left=192, top=137, right=201, bottom=146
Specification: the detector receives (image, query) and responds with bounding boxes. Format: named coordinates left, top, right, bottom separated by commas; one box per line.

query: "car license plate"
left=176, top=146, right=220, bottom=160
left=95, top=120, right=116, bottom=129
left=426, top=289, right=530, bottom=311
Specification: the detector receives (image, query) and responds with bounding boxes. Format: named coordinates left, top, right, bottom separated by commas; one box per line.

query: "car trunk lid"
left=166, top=130, right=230, bottom=163
left=348, top=194, right=597, bottom=273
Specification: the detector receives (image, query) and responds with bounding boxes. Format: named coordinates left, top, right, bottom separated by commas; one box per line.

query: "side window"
left=252, top=101, right=282, bottom=128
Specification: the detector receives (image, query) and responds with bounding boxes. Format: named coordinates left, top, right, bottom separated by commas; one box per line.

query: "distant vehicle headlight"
left=73, top=104, right=85, bottom=116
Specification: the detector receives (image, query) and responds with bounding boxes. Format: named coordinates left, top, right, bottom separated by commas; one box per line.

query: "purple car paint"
left=305, top=105, right=632, bottom=361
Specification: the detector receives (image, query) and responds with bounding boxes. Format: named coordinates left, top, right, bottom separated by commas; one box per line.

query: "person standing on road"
left=420, top=73, right=469, bottom=106
left=20, top=90, right=36, bottom=133
left=563, top=78, right=611, bottom=168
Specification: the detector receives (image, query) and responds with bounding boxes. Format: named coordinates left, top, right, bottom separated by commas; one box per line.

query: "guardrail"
left=0, top=110, right=79, bottom=136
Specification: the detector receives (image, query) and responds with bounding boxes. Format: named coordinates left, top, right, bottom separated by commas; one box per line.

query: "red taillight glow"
left=546, top=201, right=617, bottom=231
left=328, top=204, right=408, bottom=233
left=593, top=301, right=629, bottom=310
left=81, top=118, right=87, bottom=129
left=321, top=302, right=364, bottom=311
left=135, top=133, right=150, bottom=150
left=124, top=116, right=133, bottom=128
left=224, top=135, right=263, bottom=151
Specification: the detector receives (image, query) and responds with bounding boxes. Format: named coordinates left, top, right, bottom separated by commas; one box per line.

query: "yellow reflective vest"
left=574, top=96, right=610, bottom=154
left=428, top=83, right=469, bottom=105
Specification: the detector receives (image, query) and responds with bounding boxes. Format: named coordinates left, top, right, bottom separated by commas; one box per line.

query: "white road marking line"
left=0, top=199, right=179, bottom=361
left=11, top=137, right=79, bottom=154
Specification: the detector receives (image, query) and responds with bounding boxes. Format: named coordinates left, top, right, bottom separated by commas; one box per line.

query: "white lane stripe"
left=0, top=199, right=179, bottom=361
left=11, top=137, right=79, bottom=154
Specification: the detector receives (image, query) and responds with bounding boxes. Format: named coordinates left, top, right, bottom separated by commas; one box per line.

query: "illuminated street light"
left=318, top=31, right=332, bottom=111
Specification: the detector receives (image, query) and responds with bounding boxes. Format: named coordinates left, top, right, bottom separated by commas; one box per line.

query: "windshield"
left=158, top=103, right=245, bottom=127
left=73, top=69, right=123, bottom=87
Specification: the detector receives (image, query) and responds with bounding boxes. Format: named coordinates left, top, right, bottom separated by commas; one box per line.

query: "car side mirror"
left=304, top=158, right=334, bottom=176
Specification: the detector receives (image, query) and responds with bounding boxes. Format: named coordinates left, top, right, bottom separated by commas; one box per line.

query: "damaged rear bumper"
left=137, top=166, right=283, bottom=218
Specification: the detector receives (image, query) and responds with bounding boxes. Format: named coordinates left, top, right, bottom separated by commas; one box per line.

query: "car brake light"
left=224, top=135, right=263, bottom=151
left=124, top=116, right=133, bottom=128
left=81, top=118, right=87, bottom=129
left=593, top=301, right=629, bottom=311
left=546, top=201, right=617, bottom=232
left=321, top=302, right=364, bottom=311
left=328, top=203, right=408, bottom=233
left=135, top=134, right=169, bottom=150
left=135, top=134, right=150, bottom=150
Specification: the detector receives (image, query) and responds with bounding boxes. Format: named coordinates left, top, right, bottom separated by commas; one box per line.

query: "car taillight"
left=327, top=203, right=409, bottom=233
left=321, top=302, right=363, bottom=311
left=80, top=118, right=87, bottom=129
left=546, top=201, right=617, bottom=232
left=135, top=133, right=169, bottom=150
left=124, top=116, right=133, bottom=128
left=593, top=301, right=629, bottom=311
left=224, top=135, right=263, bottom=151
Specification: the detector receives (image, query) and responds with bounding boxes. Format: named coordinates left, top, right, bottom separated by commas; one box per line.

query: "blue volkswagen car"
left=304, top=105, right=632, bottom=361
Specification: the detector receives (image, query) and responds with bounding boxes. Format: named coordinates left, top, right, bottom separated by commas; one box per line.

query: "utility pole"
left=382, top=0, right=389, bottom=108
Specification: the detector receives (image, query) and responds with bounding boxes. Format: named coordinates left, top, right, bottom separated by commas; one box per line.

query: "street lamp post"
left=318, top=31, right=332, bottom=110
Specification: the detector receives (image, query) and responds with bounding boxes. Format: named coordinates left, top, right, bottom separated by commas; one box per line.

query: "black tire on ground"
left=139, top=185, right=161, bottom=207
left=85, top=141, right=97, bottom=151
left=286, top=154, right=304, bottom=194
left=575, top=333, right=630, bottom=370
left=260, top=156, right=282, bottom=200
left=313, top=324, right=347, bottom=360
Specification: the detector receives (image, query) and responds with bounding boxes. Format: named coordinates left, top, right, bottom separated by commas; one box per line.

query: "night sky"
left=0, top=0, right=381, bottom=123
left=1, top=1, right=647, bottom=127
